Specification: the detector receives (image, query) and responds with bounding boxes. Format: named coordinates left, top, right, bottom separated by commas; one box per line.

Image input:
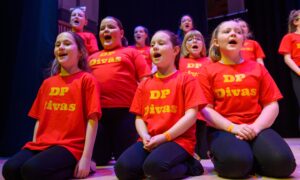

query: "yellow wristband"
left=226, top=124, right=234, bottom=133
left=297, top=71, right=300, bottom=76
left=163, top=131, right=172, bottom=141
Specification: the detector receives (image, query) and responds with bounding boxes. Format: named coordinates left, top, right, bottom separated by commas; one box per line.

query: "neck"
left=295, top=27, right=300, bottom=34
left=156, top=66, right=177, bottom=77
left=71, top=27, right=83, bottom=33
left=220, top=52, right=242, bottom=65
left=189, top=53, right=201, bottom=59
left=136, top=42, right=145, bottom=48
left=60, top=66, right=81, bottom=76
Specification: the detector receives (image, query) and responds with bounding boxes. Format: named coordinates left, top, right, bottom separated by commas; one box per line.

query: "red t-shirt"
left=130, top=71, right=207, bottom=155
left=198, top=60, right=282, bottom=124
left=130, top=46, right=152, bottom=70
left=240, top=39, right=265, bottom=61
left=278, top=33, right=300, bottom=66
left=24, top=72, right=102, bottom=160
left=88, top=47, right=151, bottom=108
left=179, top=57, right=211, bottom=121
left=77, top=32, right=99, bottom=56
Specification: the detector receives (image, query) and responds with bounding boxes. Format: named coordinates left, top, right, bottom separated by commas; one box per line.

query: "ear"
left=212, top=38, right=219, bottom=47
left=120, top=29, right=124, bottom=38
left=174, top=46, right=180, bottom=55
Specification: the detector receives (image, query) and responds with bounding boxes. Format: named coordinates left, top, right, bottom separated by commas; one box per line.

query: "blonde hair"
left=181, top=30, right=206, bottom=58
left=288, top=10, right=300, bottom=33
left=208, top=20, right=243, bottom=62
left=208, top=22, right=223, bottom=62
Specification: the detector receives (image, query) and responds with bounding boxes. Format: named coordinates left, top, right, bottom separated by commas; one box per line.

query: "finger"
left=241, top=127, right=256, bottom=140
left=237, top=130, right=250, bottom=140
left=235, top=134, right=244, bottom=140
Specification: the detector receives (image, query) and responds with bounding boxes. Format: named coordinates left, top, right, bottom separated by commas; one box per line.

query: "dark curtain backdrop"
left=99, top=0, right=208, bottom=47
left=0, top=0, right=58, bottom=156
left=245, top=0, right=300, bottom=137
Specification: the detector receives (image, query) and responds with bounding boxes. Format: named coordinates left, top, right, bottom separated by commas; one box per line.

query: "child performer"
left=2, top=31, right=101, bottom=179
left=199, top=20, right=295, bottom=179
left=88, top=16, right=151, bottom=165
left=70, top=6, right=98, bottom=55
left=115, top=30, right=207, bottom=179
left=179, top=30, right=211, bottom=159
left=235, top=18, right=265, bottom=65
left=278, top=9, right=300, bottom=131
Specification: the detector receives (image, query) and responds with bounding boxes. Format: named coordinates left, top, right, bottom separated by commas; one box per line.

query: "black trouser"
left=208, top=128, right=296, bottom=179
left=195, top=120, right=209, bottom=159
left=2, top=146, right=77, bottom=180
left=291, top=71, right=300, bottom=131
left=115, top=141, right=191, bottom=180
left=92, top=108, right=137, bottom=165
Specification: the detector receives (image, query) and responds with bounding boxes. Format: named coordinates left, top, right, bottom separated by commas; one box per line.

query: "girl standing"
left=70, top=6, right=98, bottom=55
left=88, top=16, right=151, bottom=165
left=278, top=10, right=300, bottom=131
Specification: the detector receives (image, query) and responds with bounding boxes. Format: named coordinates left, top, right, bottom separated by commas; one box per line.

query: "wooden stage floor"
left=1, top=138, right=300, bottom=180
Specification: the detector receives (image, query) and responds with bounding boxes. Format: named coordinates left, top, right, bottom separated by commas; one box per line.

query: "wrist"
left=163, top=131, right=172, bottom=141
left=226, top=123, right=235, bottom=133
left=141, top=133, right=150, bottom=140
left=297, top=71, right=300, bottom=76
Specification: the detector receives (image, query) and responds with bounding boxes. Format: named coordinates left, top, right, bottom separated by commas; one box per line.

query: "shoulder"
left=281, top=33, right=296, bottom=40
left=81, top=72, right=97, bottom=81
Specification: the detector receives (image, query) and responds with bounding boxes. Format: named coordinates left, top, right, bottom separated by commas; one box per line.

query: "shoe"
left=185, top=157, right=204, bottom=176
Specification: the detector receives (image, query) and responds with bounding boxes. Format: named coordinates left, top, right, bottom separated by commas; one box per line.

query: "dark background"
left=1, top=0, right=300, bottom=156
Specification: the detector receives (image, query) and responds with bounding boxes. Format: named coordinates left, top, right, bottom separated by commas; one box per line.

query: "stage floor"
left=1, top=138, right=300, bottom=180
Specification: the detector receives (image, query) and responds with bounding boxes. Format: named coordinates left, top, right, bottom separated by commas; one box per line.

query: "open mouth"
left=192, top=45, right=199, bottom=49
left=58, top=53, right=67, bottom=58
left=228, top=40, right=237, bottom=44
left=153, top=53, right=161, bottom=58
left=73, top=19, right=80, bottom=25
left=104, top=35, right=112, bottom=40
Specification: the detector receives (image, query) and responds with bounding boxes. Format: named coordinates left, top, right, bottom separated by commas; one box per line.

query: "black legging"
left=291, top=71, right=300, bottom=131
left=2, top=146, right=77, bottom=180
left=114, top=141, right=192, bottom=180
left=195, top=120, right=209, bottom=159
left=92, top=108, right=138, bottom=165
left=208, top=128, right=296, bottom=179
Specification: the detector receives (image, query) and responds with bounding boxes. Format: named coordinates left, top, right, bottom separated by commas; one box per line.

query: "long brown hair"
left=153, top=30, right=181, bottom=69
left=50, top=31, right=89, bottom=76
